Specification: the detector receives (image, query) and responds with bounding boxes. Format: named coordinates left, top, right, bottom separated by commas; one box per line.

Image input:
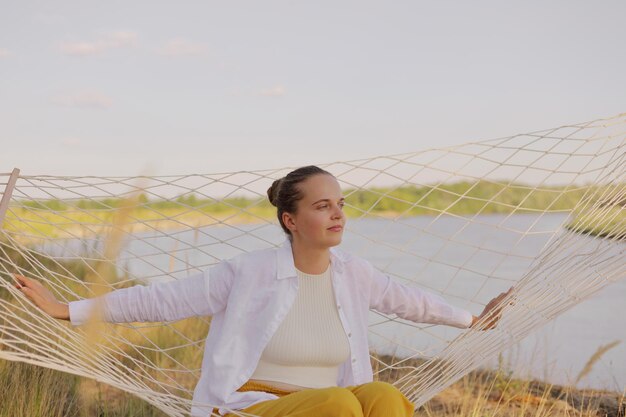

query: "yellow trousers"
left=221, top=380, right=415, bottom=416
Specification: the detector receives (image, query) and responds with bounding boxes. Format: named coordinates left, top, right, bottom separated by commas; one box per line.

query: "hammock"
left=0, top=112, right=624, bottom=416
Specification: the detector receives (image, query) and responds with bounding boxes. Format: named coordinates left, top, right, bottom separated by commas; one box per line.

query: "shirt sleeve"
left=367, top=261, right=473, bottom=329
left=68, top=259, right=236, bottom=326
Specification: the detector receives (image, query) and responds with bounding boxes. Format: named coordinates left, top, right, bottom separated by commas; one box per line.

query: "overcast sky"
left=1, top=1, right=625, bottom=177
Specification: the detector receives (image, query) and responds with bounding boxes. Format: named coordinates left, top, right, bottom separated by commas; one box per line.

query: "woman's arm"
left=367, top=261, right=513, bottom=330
left=67, top=273, right=211, bottom=325
left=367, top=263, right=473, bottom=328
left=13, top=259, right=235, bottom=325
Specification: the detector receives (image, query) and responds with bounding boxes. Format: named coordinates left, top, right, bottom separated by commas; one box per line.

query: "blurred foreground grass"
left=1, top=353, right=623, bottom=417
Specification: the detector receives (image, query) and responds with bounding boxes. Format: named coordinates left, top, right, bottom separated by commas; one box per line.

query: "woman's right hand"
left=13, top=274, right=70, bottom=320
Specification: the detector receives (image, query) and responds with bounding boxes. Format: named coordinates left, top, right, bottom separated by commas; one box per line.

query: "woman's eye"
left=317, top=202, right=344, bottom=209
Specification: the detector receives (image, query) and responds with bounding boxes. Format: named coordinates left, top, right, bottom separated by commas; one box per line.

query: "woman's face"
left=283, top=174, right=346, bottom=249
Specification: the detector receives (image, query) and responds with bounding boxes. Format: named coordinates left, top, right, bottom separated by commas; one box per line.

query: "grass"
left=0, top=353, right=623, bottom=417
left=0, top=360, right=79, bottom=417
left=418, top=368, right=625, bottom=417
left=565, top=205, right=626, bottom=240
left=0, top=360, right=166, bottom=417
left=372, top=353, right=625, bottom=417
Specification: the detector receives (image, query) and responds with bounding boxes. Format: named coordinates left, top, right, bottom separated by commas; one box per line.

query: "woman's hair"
left=267, top=165, right=333, bottom=237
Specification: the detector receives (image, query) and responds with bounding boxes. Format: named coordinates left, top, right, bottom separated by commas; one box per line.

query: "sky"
left=1, top=1, right=626, bottom=178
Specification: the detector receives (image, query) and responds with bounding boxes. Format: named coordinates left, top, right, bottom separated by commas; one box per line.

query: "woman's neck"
left=290, top=238, right=331, bottom=274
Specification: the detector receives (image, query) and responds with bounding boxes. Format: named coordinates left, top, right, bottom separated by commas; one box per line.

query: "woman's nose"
left=331, top=205, right=343, bottom=219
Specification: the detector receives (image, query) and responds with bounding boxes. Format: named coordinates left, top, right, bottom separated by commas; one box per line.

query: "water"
left=344, top=213, right=625, bottom=392
left=39, top=212, right=625, bottom=391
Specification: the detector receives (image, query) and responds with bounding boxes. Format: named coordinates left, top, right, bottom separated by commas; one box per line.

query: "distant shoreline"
left=6, top=180, right=622, bottom=244
left=5, top=207, right=621, bottom=247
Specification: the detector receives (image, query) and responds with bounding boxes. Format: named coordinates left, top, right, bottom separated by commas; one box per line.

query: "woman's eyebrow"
left=311, top=197, right=345, bottom=205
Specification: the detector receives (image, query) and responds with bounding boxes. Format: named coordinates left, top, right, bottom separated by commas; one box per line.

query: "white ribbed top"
left=250, top=263, right=351, bottom=388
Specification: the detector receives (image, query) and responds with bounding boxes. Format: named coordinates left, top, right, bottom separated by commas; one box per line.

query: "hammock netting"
left=0, top=113, right=624, bottom=416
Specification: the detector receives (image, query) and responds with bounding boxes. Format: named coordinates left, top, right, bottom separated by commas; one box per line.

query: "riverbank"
left=4, top=179, right=601, bottom=243
left=4, top=179, right=623, bottom=246
left=375, top=354, right=625, bottom=417
left=1, top=356, right=623, bottom=417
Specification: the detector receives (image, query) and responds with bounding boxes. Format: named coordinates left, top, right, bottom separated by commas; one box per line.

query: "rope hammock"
left=0, top=112, right=624, bottom=416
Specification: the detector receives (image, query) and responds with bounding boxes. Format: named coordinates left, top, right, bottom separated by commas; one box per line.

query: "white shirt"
left=69, top=239, right=473, bottom=416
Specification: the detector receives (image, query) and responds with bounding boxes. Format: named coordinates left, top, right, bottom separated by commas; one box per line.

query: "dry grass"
left=1, top=353, right=623, bottom=417
left=373, top=353, right=624, bottom=417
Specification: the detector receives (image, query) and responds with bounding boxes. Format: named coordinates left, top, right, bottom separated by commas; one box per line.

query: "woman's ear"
left=282, top=212, right=297, bottom=233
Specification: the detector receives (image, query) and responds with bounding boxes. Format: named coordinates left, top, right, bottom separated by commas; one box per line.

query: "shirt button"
left=348, top=332, right=352, bottom=337
left=352, top=357, right=356, bottom=363
left=337, top=305, right=341, bottom=310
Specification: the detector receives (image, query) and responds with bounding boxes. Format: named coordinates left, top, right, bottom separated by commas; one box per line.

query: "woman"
left=15, top=165, right=511, bottom=417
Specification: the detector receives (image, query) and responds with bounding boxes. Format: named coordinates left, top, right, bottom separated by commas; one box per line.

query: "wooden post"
left=0, top=168, right=20, bottom=228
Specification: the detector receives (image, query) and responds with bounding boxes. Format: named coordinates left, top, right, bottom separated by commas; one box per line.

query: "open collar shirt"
left=69, top=239, right=473, bottom=416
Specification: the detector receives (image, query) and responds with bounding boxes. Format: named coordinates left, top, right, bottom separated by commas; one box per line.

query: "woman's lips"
left=328, top=226, right=343, bottom=232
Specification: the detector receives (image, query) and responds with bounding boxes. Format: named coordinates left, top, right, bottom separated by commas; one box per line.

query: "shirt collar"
left=276, top=238, right=344, bottom=280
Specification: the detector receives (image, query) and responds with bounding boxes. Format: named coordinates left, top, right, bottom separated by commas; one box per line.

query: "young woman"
left=15, top=165, right=511, bottom=417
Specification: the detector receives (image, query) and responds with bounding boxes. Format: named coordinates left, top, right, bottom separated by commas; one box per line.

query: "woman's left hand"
left=470, top=286, right=514, bottom=330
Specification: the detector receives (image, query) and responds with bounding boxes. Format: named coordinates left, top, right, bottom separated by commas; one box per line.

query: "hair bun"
left=267, top=178, right=283, bottom=207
